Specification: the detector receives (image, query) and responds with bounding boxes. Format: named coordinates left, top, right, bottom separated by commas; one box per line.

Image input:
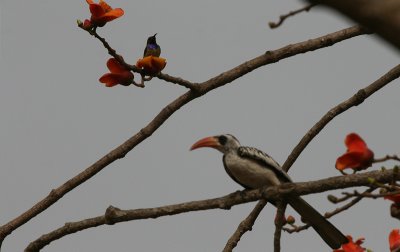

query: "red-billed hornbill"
left=190, top=134, right=348, bottom=249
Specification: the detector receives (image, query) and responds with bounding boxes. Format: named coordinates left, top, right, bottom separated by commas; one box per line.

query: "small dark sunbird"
left=143, top=33, right=161, bottom=57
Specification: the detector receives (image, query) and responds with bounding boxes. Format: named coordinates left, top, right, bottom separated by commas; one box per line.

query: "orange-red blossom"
left=336, top=133, right=374, bottom=172
left=85, top=0, right=124, bottom=28
left=333, top=236, right=366, bottom=252
left=99, top=58, right=134, bottom=87
left=390, top=229, right=400, bottom=252
left=136, top=56, right=167, bottom=75
left=385, top=194, right=400, bottom=205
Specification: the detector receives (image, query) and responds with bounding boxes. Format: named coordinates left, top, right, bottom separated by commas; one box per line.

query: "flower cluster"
left=334, top=135, right=400, bottom=251
left=80, top=0, right=167, bottom=87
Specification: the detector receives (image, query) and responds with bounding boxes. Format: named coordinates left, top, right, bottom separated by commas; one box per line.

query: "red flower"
left=86, top=0, right=124, bottom=27
left=136, top=56, right=167, bottom=75
left=334, top=236, right=366, bottom=252
left=390, top=229, right=400, bottom=252
left=385, top=194, right=400, bottom=205
left=335, top=133, right=374, bottom=172
left=99, top=58, right=134, bottom=87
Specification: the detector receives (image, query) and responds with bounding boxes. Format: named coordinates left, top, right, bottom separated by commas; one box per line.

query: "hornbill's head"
left=190, top=134, right=240, bottom=154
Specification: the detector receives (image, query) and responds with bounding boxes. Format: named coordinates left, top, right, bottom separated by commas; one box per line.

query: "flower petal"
left=136, top=56, right=166, bottom=75
left=385, top=194, right=400, bottom=204
left=106, top=58, right=126, bottom=73
left=390, top=229, right=400, bottom=252
left=151, top=56, right=167, bottom=71
left=100, top=8, right=124, bottom=22
left=99, top=71, right=133, bottom=87
left=336, top=152, right=365, bottom=170
left=345, top=133, right=368, bottom=152
left=334, top=236, right=366, bottom=252
left=89, top=3, right=105, bottom=17
left=99, top=0, right=112, bottom=12
left=99, top=73, right=120, bottom=87
left=136, top=56, right=152, bottom=68
left=86, top=0, right=94, bottom=4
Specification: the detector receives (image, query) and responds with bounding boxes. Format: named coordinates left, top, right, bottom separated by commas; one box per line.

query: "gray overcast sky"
left=1, top=1, right=399, bottom=251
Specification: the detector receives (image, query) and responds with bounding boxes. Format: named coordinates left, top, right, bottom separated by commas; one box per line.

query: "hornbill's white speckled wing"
left=237, top=146, right=292, bottom=183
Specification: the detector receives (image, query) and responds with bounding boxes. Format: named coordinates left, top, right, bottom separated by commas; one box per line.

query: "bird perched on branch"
left=143, top=33, right=161, bottom=57
left=190, top=134, right=348, bottom=249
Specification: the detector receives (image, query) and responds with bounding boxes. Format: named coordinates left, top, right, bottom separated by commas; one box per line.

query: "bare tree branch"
left=308, top=0, right=400, bottom=50
left=222, top=200, right=268, bottom=252
left=26, top=168, right=400, bottom=251
left=282, top=63, right=400, bottom=172
left=269, top=4, right=317, bottom=29
left=0, top=25, right=370, bottom=248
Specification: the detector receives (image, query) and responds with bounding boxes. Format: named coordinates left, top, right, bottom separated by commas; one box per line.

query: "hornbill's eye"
left=218, top=135, right=227, bottom=145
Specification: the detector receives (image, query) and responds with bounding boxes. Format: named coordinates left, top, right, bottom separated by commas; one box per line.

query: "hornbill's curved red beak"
left=190, top=136, right=220, bottom=150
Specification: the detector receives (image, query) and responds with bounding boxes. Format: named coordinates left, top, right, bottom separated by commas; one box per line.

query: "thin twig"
left=269, top=4, right=317, bottom=29
left=326, top=188, right=384, bottom=204
left=325, top=187, right=376, bottom=218
left=90, top=30, right=137, bottom=71
left=374, top=155, right=400, bottom=163
left=0, top=25, right=370, bottom=249
left=340, top=190, right=400, bottom=200
left=284, top=187, right=376, bottom=233
left=282, top=63, right=400, bottom=172
left=26, top=168, right=400, bottom=251
left=327, top=192, right=353, bottom=204
left=222, top=200, right=268, bottom=252
left=274, top=202, right=287, bottom=252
